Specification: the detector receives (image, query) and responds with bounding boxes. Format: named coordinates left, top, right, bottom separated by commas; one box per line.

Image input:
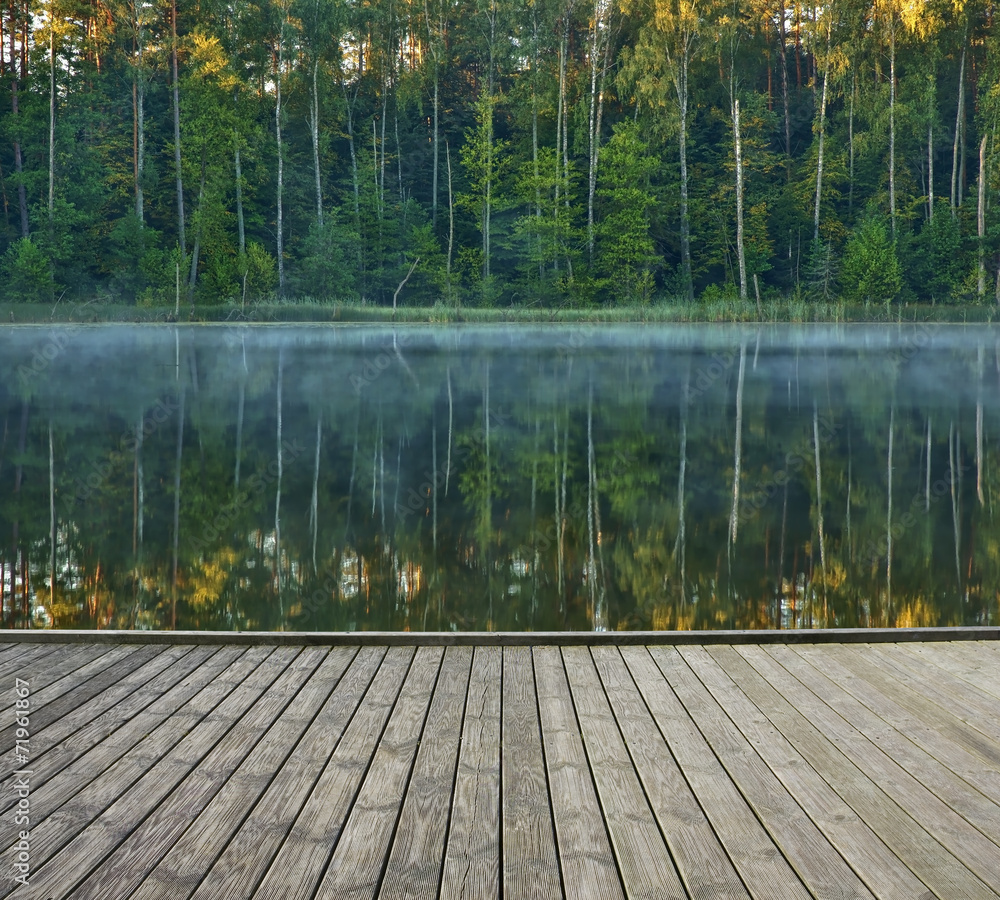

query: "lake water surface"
left=1, top=323, right=998, bottom=632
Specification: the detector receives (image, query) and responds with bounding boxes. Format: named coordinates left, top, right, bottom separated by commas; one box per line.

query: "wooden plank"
left=561, top=645, right=686, bottom=900
left=0, top=642, right=109, bottom=694
left=0, top=646, right=279, bottom=897
left=732, top=644, right=1000, bottom=894
left=901, top=642, right=1000, bottom=702
left=501, top=645, right=562, bottom=900
left=621, top=647, right=810, bottom=900
left=764, top=644, right=1000, bottom=847
left=590, top=646, right=749, bottom=899
left=0, top=646, right=199, bottom=768
left=826, top=644, right=1000, bottom=769
left=875, top=642, right=1000, bottom=727
left=313, top=646, right=444, bottom=900
left=379, top=646, right=473, bottom=900
left=0, top=642, right=66, bottom=681
left=68, top=647, right=337, bottom=900
left=0, top=646, right=244, bottom=856
left=686, top=645, right=939, bottom=899
left=0, top=644, right=201, bottom=818
left=249, top=646, right=415, bottom=900
left=789, top=644, right=1000, bottom=814
left=534, top=646, right=624, bottom=900
left=184, top=647, right=386, bottom=900
left=647, top=646, right=877, bottom=900
left=439, top=645, right=501, bottom=900
left=3, top=644, right=137, bottom=712
left=0, top=645, right=161, bottom=754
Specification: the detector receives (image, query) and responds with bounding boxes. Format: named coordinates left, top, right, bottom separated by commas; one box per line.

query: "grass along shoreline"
left=4, top=298, right=1000, bottom=325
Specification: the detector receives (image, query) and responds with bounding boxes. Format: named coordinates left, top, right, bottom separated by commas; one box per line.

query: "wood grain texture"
left=314, top=646, right=444, bottom=900
left=250, top=645, right=415, bottom=900
left=186, top=646, right=385, bottom=900
left=591, top=646, right=749, bottom=899
left=0, top=643, right=203, bottom=819
left=828, top=644, right=1000, bottom=768
left=764, top=644, right=1000, bottom=848
left=379, top=646, right=473, bottom=900
left=562, top=645, right=686, bottom=900
left=7, top=638, right=1000, bottom=900
left=791, top=643, right=1000, bottom=813
left=728, top=644, right=1000, bottom=896
left=649, top=646, right=878, bottom=900
left=534, top=646, right=624, bottom=900
left=70, top=647, right=335, bottom=900
left=0, top=645, right=251, bottom=866
left=501, top=645, right=562, bottom=900
left=688, top=644, right=939, bottom=900
left=439, top=646, right=501, bottom=900
left=620, top=647, right=810, bottom=900
left=0, top=646, right=283, bottom=900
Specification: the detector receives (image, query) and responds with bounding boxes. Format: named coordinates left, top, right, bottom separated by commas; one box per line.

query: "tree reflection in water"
left=1, top=324, right=997, bottom=632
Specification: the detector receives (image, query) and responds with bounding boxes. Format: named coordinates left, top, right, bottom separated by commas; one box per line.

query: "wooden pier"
left=2, top=631, right=1000, bottom=899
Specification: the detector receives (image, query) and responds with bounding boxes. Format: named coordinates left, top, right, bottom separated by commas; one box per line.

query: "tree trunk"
left=949, top=420, right=962, bottom=594
left=927, top=70, right=935, bottom=221
left=586, top=0, right=609, bottom=261
left=235, top=378, right=244, bottom=498
left=49, top=422, right=55, bottom=603
left=172, top=0, right=185, bottom=258
left=275, top=34, right=285, bottom=296
left=814, top=18, right=831, bottom=242
left=778, top=2, right=791, bottom=177
left=813, top=403, right=826, bottom=598
left=10, top=71, right=28, bottom=237
left=446, top=141, right=455, bottom=294
left=979, top=133, right=987, bottom=298
left=849, top=73, right=855, bottom=214
left=889, top=19, right=896, bottom=237
left=733, top=96, right=747, bottom=298
left=187, top=154, right=206, bottom=302
left=48, top=19, right=55, bottom=221
left=310, top=60, right=323, bottom=226
left=275, top=350, right=284, bottom=603
left=676, top=44, right=693, bottom=300
left=952, top=35, right=966, bottom=214
left=675, top=365, right=689, bottom=602
left=171, top=381, right=185, bottom=630
left=977, top=344, right=984, bottom=505
left=234, top=137, right=245, bottom=256
left=886, top=403, right=894, bottom=610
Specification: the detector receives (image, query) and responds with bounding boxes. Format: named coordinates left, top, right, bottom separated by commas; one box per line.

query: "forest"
left=0, top=0, right=999, bottom=308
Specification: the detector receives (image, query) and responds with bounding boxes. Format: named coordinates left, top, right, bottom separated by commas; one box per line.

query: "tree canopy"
left=2, top=0, right=1000, bottom=307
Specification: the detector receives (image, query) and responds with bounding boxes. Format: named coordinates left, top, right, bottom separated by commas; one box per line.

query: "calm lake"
left=1, top=323, right=998, bottom=632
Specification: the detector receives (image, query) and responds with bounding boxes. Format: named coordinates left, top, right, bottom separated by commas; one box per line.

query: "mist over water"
left=1, top=323, right=997, bottom=632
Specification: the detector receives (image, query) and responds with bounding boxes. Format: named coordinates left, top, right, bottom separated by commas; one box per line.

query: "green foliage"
left=840, top=218, right=902, bottom=304
left=1, top=239, right=55, bottom=303
left=293, top=215, right=358, bottom=300
left=593, top=122, right=657, bottom=304
left=0, top=0, right=995, bottom=308
left=242, top=242, right=278, bottom=301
